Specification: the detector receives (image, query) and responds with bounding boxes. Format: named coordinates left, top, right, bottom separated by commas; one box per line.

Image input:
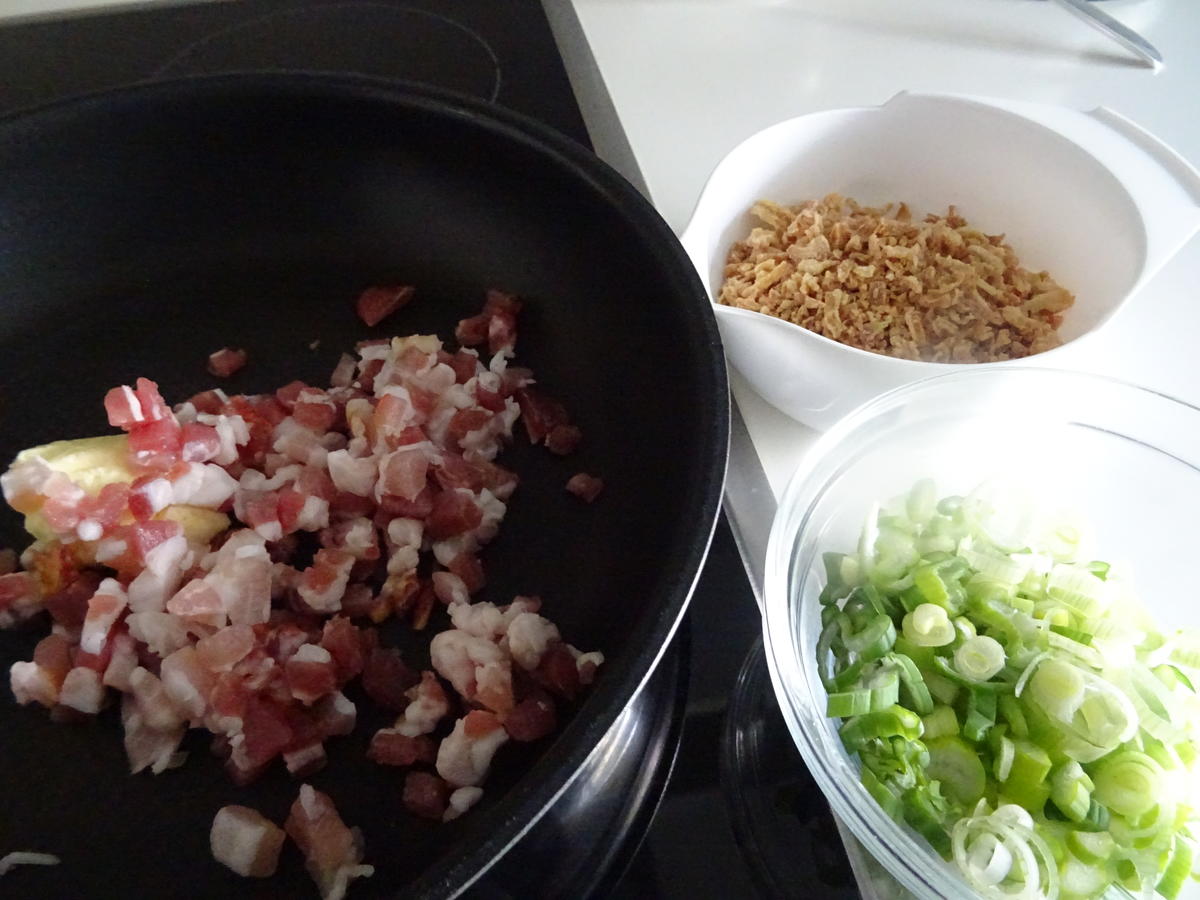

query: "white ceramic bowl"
left=764, top=367, right=1200, bottom=898
left=680, top=92, right=1200, bottom=431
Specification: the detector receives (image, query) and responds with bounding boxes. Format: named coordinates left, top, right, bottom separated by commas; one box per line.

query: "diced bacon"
left=432, top=571, right=469, bottom=606
left=129, top=476, right=171, bottom=521
left=179, top=422, right=222, bottom=463
left=367, top=729, right=435, bottom=766
left=168, top=462, right=238, bottom=508
left=571, top=646, right=604, bottom=685
left=188, top=389, right=228, bottom=415
left=41, top=571, right=98, bottom=631
left=127, top=535, right=188, bottom=614
left=394, top=670, right=449, bottom=737
left=454, top=313, right=490, bottom=348
left=445, top=408, right=492, bottom=450
left=160, top=645, right=216, bottom=720
left=166, top=579, right=225, bottom=628
left=447, top=552, right=485, bottom=594
left=274, top=380, right=309, bottom=411
left=319, top=617, right=366, bottom=683
left=129, top=519, right=183, bottom=565
left=0, top=571, right=43, bottom=628
left=320, top=518, right=379, bottom=562
left=296, top=549, right=355, bottom=614
left=208, top=347, right=248, bottom=378
left=436, top=712, right=509, bottom=788
left=80, top=578, right=127, bottom=654
left=545, top=424, right=582, bottom=456
left=76, top=481, right=130, bottom=536
left=29, top=634, right=75, bottom=705
left=286, top=644, right=338, bottom=705
left=403, top=771, right=450, bottom=821
left=40, top=473, right=86, bottom=534
left=515, top=387, right=568, bottom=445
left=443, top=786, right=484, bottom=822
left=235, top=694, right=293, bottom=770
left=207, top=413, right=250, bottom=466
left=448, top=349, right=480, bottom=384
left=377, top=485, right=435, bottom=521
left=507, top=612, right=562, bottom=671
left=195, top=623, right=255, bottom=672
left=293, top=389, right=338, bottom=433
left=356, top=284, right=414, bottom=327
left=273, top=417, right=328, bottom=467
left=284, top=741, right=328, bottom=778
left=10, top=661, right=59, bottom=707
left=208, top=556, right=273, bottom=627
left=487, top=309, right=517, bottom=355
left=566, top=472, right=604, bottom=502
left=103, top=631, right=140, bottom=691
left=125, top=668, right=183, bottom=734
left=425, top=489, right=483, bottom=541
left=377, top=448, right=428, bottom=501
left=429, top=628, right=512, bottom=715
left=211, top=805, right=286, bottom=878
left=326, top=449, right=377, bottom=497
left=57, top=665, right=107, bottom=715
left=534, top=643, right=583, bottom=701
left=313, top=691, right=357, bottom=738
left=361, top=646, right=418, bottom=712
left=286, top=784, right=374, bottom=900
left=235, top=489, right=282, bottom=541
left=1, top=457, right=53, bottom=515
left=121, top=692, right=186, bottom=775
left=330, top=354, right=357, bottom=389
left=134, top=377, right=173, bottom=422
left=104, top=384, right=146, bottom=428
left=504, top=688, right=557, bottom=742
left=128, top=417, right=183, bottom=470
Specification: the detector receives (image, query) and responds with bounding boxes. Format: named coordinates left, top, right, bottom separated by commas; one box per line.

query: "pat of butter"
left=16, top=434, right=230, bottom=545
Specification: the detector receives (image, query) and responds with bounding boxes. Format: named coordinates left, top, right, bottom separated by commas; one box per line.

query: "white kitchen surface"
left=3, top=0, right=1197, bottom=502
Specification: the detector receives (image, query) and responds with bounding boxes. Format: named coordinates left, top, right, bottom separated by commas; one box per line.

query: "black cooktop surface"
left=0, top=2, right=855, bottom=896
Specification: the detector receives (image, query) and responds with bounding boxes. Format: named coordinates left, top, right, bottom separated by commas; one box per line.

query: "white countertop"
left=4, top=0, right=1198, bottom=502
left=569, top=0, right=1200, bottom=497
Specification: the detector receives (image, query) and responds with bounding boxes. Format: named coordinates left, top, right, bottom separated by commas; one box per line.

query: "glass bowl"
left=762, top=367, right=1200, bottom=898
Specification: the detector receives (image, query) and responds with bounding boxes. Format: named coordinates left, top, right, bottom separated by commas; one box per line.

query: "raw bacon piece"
left=293, top=389, right=338, bottom=433
left=128, top=417, right=183, bottom=471
left=425, top=489, right=482, bottom=541
left=195, top=623, right=255, bottom=672
left=565, top=472, right=604, bottom=503
left=376, top=447, right=428, bottom=501
left=160, top=646, right=216, bottom=720
left=356, top=284, right=414, bottom=327
left=58, top=666, right=107, bottom=715
left=395, top=671, right=450, bottom=737
left=313, top=691, right=357, bottom=738
left=0, top=571, right=43, bottom=628
left=207, top=348, right=248, bottom=379
left=366, top=730, right=435, bottom=767
left=285, top=644, right=338, bottom=705
left=435, top=711, right=509, bottom=788
left=403, top=771, right=450, bottom=821
left=514, top=387, right=567, bottom=445
left=504, top=688, right=557, bottom=742
left=319, top=617, right=367, bottom=684
left=210, top=805, right=286, bottom=878
left=121, top=692, right=185, bottom=775
left=296, top=549, right=355, bottom=614
left=446, top=552, right=485, bottom=595
left=506, top=612, right=561, bottom=671
left=545, top=424, right=582, bottom=456
left=443, top=786, right=484, bottom=822
left=285, top=784, right=374, bottom=900
left=361, top=646, right=418, bottom=712
left=429, top=629, right=512, bottom=715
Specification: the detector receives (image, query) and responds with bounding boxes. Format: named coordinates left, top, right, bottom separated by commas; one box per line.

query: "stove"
left=0, top=2, right=856, bottom=896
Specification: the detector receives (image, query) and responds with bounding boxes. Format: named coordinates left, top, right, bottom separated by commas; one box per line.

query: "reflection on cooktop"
left=153, top=3, right=501, bottom=101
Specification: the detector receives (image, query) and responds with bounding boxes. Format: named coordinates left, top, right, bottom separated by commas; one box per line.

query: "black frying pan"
left=0, top=75, right=728, bottom=898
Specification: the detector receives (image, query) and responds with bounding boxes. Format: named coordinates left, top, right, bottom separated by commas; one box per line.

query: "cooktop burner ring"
left=152, top=2, right=502, bottom=101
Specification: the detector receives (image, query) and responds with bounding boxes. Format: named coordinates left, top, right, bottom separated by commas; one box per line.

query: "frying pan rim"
left=0, top=70, right=731, bottom=898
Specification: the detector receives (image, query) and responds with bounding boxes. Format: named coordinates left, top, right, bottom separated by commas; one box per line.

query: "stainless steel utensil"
left=1049, top=0, right=1163, bottom=69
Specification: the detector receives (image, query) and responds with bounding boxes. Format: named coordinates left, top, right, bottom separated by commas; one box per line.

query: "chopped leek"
left=816, top=479, right=1200, bottom=900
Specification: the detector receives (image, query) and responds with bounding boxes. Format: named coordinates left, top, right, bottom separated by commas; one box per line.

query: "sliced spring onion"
left=955, top=635, right=1007, bottom=682
left=922, top=705, right=959, bottom=741
left=1092, top=751, right=1163, bottom=819
left=819, top=481, right=1200, bottom=900
left=903, top=603, right=956, bottom=647
left=926, top=736, right=986, bottom=807
left=839, top=705, right=923, bottom=751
